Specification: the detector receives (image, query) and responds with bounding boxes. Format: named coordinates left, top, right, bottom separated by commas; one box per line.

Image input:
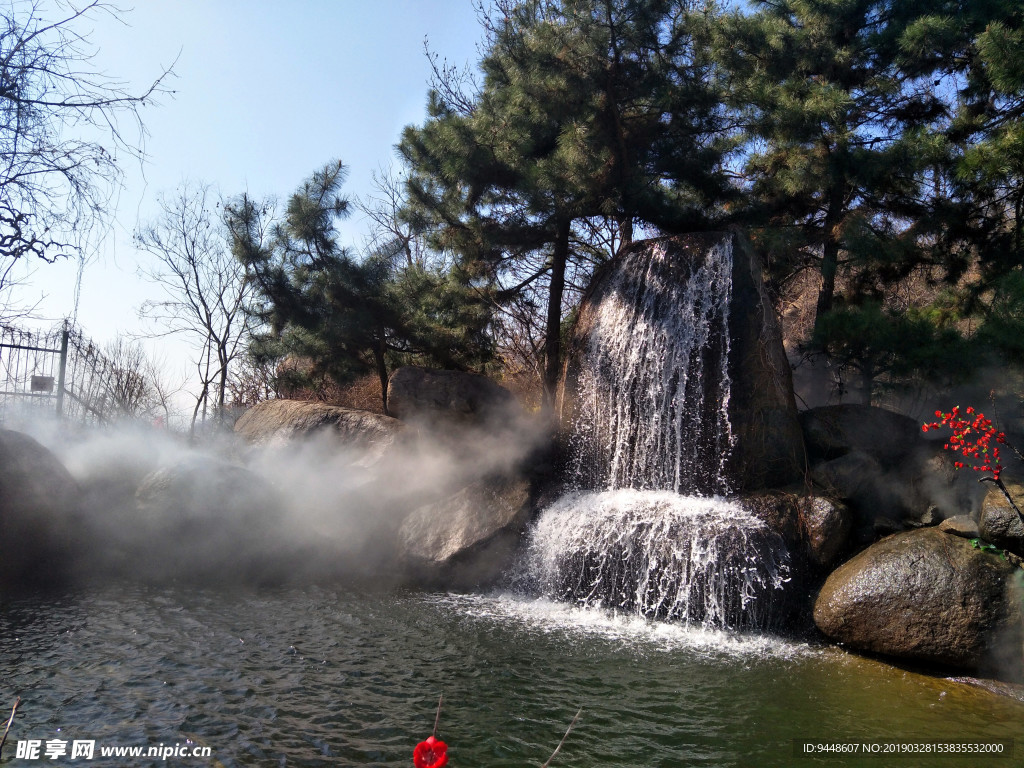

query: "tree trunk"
left=374, top=335, right=390, bottom=416
left=543, top=218, right=571, bottom=413
left=813, top=182, right=846, bottom=340
left=217, top=343, right=229, bottom=422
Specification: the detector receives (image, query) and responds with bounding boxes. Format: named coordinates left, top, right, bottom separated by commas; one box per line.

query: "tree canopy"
left=226, top=161, right=492, bottom=414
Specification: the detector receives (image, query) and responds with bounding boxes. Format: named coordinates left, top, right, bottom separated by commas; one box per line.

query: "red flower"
left=414, top=736, right=448, bottom=768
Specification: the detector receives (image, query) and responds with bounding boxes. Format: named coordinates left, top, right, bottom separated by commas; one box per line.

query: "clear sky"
left=14, top=0, right=484, bottom=389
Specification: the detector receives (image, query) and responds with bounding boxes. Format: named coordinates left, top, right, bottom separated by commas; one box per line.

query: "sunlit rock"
left=399, top=475, right=531, bottom=589
left=234, top=398, right=405, bottom=465
left=813, top=528, right=1023, bottom=679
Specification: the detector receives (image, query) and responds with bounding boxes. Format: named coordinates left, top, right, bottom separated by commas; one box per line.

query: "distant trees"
left=713, top=0, right=1024, bottom=400
left=226, top=161, right=492, bottom=415
left=135, top=183, right=252, bottom=434
left=0, top=0, right=171, bottom=314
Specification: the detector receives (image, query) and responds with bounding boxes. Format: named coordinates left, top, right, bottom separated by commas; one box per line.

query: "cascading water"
left=566, top=238, right=735, bottom=496
left=524, top=236, right=791, bottom=630
left=524, top=491, right=790, bottom=630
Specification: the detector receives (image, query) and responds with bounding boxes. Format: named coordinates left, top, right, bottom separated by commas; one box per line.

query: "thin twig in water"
left=432, top=694, right=443, bottom=738
left=0, top=697, right=22, bottom=757
left=541, top=707, right=582, bottom=768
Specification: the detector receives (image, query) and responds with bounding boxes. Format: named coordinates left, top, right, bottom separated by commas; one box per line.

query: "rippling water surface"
left=1, top=586, right=1021, bottom=767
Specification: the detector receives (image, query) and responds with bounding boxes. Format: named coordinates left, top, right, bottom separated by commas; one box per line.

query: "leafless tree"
left=135, top=183, right=252, bottom=435
left=102, top=334, right=186, bottom=425
left=0, top=0, right=174, bottom=313
left=103, top=335, right=151, bottom=416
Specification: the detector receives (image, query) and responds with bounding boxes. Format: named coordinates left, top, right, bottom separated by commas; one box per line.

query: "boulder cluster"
left=792, top=404, right=1024, bottom=682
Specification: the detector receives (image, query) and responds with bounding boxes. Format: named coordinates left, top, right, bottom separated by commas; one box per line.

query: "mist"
left=2, top=404, right=549, bottom=590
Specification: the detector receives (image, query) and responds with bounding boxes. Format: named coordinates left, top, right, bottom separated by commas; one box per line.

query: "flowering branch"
left=923, top=406, right=1022, bottom=519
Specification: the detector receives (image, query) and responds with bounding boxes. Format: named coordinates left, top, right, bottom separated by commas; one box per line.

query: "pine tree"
left=400, top=0, right=732, bottom=409
left=718, top=0, right=953, bottom=329
left=226, top=162, right=492, bottom=414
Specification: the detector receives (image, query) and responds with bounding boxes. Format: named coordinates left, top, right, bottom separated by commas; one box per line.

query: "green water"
left=0, top=586, right=1020, bottom=767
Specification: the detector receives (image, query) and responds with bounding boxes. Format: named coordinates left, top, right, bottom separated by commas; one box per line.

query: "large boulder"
left=814, top=528, right=1023, bottom=678
left=234, top=399, right=405, bottom=464
left=387, top=366, right=522, bottom=427
left=0, top=429, right=80, bottom=587
left=398, top=475, right=531, bottom=589
left=979, top=482, right=1024, bottom=556
left=800, top=404, right=924, bottom=465
left=559, top=231, right=804, bottom=494
left=127, top=458, right=293, bottom=583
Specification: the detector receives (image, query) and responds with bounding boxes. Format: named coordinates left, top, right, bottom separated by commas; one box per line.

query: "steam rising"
left=4, top=406, right=547, bottom=588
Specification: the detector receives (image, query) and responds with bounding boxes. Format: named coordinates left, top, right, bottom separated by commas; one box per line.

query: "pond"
left=1, top=586, right=1020, bottom=767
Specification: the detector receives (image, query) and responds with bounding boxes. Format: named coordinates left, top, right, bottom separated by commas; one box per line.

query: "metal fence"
left=0, top=323, right=130, bottom=426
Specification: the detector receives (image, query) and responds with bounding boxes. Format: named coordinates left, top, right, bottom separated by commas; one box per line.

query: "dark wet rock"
left=939, top=515, right=981, bottom=539
left=0, top=429, right=80, bottom=587
left=560, top=231, right=804, bottom=493
left=809, top=450, right=908, bottom=537
left=800, top=404, right=923, bottom=465
left=234, top=399, right=405, bottom=464
left=725, top=233, right=807, bottom=489
left=979, top=482, right=1024, bottom=556
left=399, top=475, right=531, bottom=590
left=742, top=492, right=802, bottom=550
left=813, top=528, right=1023, bottom=677
left=798, top=496, right=853, bottom=568
left=387, top=366, right=521, bottom=427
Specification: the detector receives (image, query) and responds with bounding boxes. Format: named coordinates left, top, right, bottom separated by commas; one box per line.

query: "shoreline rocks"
left=813, top=528, right=1023, bottom=680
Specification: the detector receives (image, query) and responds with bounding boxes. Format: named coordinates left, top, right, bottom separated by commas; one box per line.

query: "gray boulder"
left=979, top=482, right=1024, bottom=556
left=399, top=475, right=531, bottom=589
left=800, top=404, right=923, bottom=465
left=234, top=399, right=405, bottom=464
left=0, top=429, right=80, bottom=587
left=387, top=366, right=522, bottom=427
left=129, top=458, right=293, bottom=583
left=814, top=528, right=1023, bottom=678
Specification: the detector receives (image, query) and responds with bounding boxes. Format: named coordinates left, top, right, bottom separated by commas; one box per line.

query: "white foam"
left=518, top=490, right=791, bottom=631
left=432, top=592, right=816, bottom=662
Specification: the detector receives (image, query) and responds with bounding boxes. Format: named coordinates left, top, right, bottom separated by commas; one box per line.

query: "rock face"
left=559, top=231, right=804, bottom=493
left=0, top=429, right=80, bottom=587
left=725, top=233, right=807, bottom=489
left=979, top=483, right=1024, bottom=556
left=801, top=404, right=924, bottom=465
left=234, top=399, right=404, bottom=462
left=399, top=475, right=531, bottom=589
left=798, top=496, right=853, bottom=568
left=740, top=491, right=852, bottom=583
left=387, top=366, right=521, bottom=427
left=814, top=528, right=1023, bottom=676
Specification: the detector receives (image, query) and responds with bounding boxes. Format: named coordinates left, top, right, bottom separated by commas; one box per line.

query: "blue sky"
left=19, top=0, right=484, bottom=377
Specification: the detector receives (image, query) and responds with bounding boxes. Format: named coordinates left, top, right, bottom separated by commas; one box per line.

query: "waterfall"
left=524, top=491, right=790, bottom=630
left=565, top=239, right=734, bottom=495
left=526, top=235, right=791, bottom=631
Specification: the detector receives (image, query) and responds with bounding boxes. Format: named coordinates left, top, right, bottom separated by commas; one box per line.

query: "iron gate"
left=0, top=323, right=127, bottom=425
